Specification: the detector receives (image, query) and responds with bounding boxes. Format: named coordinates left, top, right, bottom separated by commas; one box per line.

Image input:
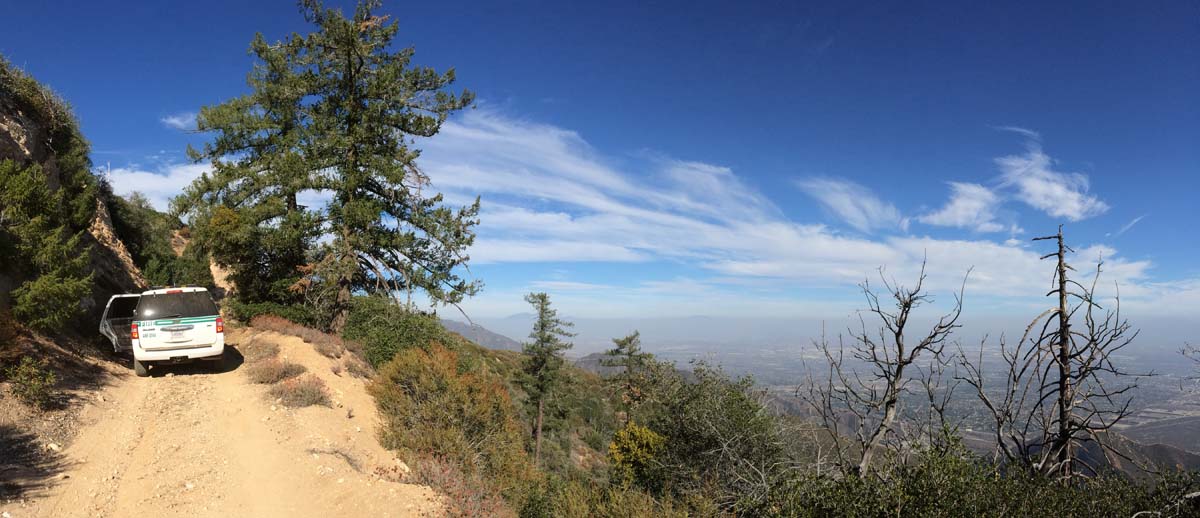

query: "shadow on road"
left=144, top=346, right=245, bottom=378
left=0, top=424, right=67, bottom=500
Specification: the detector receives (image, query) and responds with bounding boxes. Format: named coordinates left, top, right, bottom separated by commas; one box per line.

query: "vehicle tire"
left=133, top=358, right=149, bottom=377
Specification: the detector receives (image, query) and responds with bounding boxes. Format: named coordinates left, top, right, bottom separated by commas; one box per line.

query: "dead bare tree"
left=1183, top=344, right=1200, bottom=394
left=800, top=260, right=967, bottom=477
left=1184, top=344, right=1199, bottom=375
left=956, top=226, right=1144, bottom=479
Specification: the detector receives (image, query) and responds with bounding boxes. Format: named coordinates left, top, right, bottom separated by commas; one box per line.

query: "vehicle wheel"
left=133, top=358, right=149, bottom=377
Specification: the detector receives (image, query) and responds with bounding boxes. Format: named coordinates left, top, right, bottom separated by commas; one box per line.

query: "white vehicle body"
left=112, top=287, right=224, bottom=376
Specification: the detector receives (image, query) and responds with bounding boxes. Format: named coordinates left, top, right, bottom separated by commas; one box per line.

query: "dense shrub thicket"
left=769, top=447, right=1199, bottom=517
left=227, top=300, right=319, bottom=327
left=371, top=344, right=535, bottom=499
left=341, top=296, right=450, bottom=367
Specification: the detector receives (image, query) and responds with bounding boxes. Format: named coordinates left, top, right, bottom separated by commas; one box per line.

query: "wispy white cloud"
left=413, top=108, right=1176, bottom=320
left=530, top=280, right=615, bottom=291
left=794, top=177, right=907, bottom=233
left=918, top=182, right=1005, bottom=232
left=993, top=125, right=1042, bottom=141
left=160, top=112, right=197, bottom=131
left=996, top=143, right=1109, bottom=221
left=1109, top=215, right=1146, bottom=237
left=106, top=161, right=335, bottom=215
left=106, top=163, right=210, bottom=211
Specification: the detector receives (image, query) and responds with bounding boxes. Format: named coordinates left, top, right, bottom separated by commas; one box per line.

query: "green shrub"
left=227, top=299, right=317, bottom=327
left=11, top=271, right=91, bottom=331
left=1, top=160, right=93, bottom=332
left=269, top=374, right=330, bottom=407
left=608, top=421, right=665, bottom=489
left=342, top=296, right=449, bottom=367
left=247, top=359, right=306, bottom=384
left=765, top=445, right=1200, bottom=518
left=3, top=356, right=57, bottom=409
left=520, top=475, right=693, bottom=518
left=371, top=343, right=534, bottom=494
left=632, top=362, right=790, bottom=512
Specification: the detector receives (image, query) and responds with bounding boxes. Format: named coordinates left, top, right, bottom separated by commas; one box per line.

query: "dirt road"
left=1, top=328, right=441, bottom=517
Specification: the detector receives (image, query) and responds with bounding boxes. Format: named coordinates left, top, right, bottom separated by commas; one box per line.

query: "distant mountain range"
left=441, top=319, right=523, bottom=351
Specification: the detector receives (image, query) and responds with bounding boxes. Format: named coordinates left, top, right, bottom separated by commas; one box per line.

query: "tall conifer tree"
left=299, top=0, right=479, bottom=329
left=520, top=292, right=574, bottom=463
left=178, top=0, right=480, bottom=327
left=601, top=331, right=654, bottom=421
left=177, top=31, right=316, bottom=303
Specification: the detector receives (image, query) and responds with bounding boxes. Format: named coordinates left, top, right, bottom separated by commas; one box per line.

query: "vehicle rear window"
left=108, top=296, right=140, bottom=319
left=135, top=292, right=218, bottom=320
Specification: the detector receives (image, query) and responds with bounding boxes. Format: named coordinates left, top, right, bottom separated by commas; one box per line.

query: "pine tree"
left=177, top=0, right=481, bottom=328
left=601, top=331, right=654, bottom=421
left=520, top=292, right=574, bottom=463
left=176, top=29, right=318, bottom=304
left=0, top=55, right=97, bottom=331
left=300, top=0, right=480, bottom=329
left=0, top=160, right=92, bottom=330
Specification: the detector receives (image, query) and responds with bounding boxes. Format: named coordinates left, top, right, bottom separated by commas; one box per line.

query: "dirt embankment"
left=0, top=327, right=442, bottom=517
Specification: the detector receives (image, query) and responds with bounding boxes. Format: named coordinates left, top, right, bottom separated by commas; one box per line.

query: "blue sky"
left=3, top=0, right=1198, bottom=325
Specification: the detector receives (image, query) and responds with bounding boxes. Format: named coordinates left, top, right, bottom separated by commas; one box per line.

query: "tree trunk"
left=330, top=225, right=354, bottom=333
left=534, top=397, right=544, bottom=464
left=1053, top=228, right=1072, bottom=476
left=859, top=375, right=902, bottom=475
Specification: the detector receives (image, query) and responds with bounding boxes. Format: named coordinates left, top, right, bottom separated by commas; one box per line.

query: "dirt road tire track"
left=1, top=328, right=441, bottom=517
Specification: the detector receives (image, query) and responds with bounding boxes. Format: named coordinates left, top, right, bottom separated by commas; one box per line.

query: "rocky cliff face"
left=86, top=198, right=148, bottom=298
left=0, top=94, right=61, bottom=187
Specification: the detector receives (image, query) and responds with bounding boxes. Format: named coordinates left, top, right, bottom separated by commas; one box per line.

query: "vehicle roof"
left=139, top=287, right=211, bottom=296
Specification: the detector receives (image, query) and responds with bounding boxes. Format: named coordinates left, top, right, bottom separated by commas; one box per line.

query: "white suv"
left=128, top=287, right=225, bottom=377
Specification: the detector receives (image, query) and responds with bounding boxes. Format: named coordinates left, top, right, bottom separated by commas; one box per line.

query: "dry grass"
left=412, top=454, right=511, bottom=518
left=240, top=338, right=280, bottom=363
left=343, top=356, right=374, bottom=379
left=246, top=359, right=306, bottom=384
left=269, top=374, right=330, bottom=407
left=313, top=339, right=343, bottom=359
left=250, top=315, right=346, bottom=359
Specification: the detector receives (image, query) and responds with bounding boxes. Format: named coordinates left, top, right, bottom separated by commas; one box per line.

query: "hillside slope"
left=0, top=327, right=442, bottom=517
left=440, top=319, right=522, bottom=351
left=0, top=56, right=145, bottom=319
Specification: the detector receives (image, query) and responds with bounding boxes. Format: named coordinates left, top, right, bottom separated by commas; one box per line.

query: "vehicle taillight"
left=216, top=317, right=224, bottom=333
left=130, top=322, right=139, bottom=340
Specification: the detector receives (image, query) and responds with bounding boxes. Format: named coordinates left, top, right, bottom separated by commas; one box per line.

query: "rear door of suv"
left=135, top=290, right=220, bottom=350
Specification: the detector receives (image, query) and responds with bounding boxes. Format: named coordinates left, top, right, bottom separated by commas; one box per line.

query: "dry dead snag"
left=801, top=260, right=967, bottom=477
left=956, top=226, right=1144, bottom=479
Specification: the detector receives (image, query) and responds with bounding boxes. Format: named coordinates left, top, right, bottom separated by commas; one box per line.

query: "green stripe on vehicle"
left=147, top=316, right=219, bottom=326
